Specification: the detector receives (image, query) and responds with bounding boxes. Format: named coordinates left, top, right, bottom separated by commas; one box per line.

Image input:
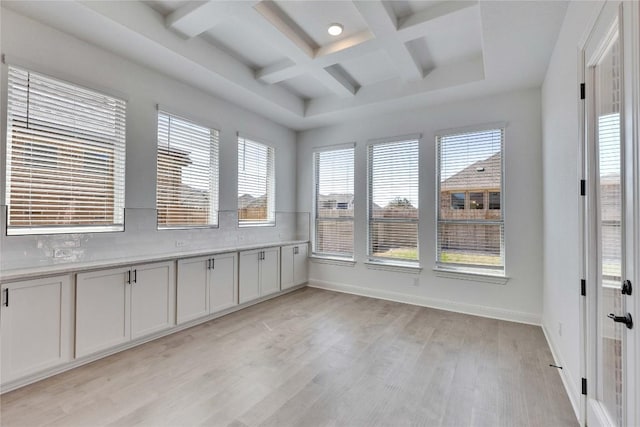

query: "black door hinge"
left=581, top=279, right=586, bottom=296
left=582, top=378, right=587, bottom=395
left=580, top=179, right=586, bottom=196
left=580, top=83, right=585, bottom=100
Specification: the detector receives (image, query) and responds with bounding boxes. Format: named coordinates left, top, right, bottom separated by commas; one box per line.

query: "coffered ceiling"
left=2, top=1, right=568, bottom=130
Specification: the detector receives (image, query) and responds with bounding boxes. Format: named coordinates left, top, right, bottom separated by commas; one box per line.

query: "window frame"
left=156, top=110, right=220, bottom=230
left=4, top=65, right=126, bottom=236
left=237, top=135, right=276, bottom=227
left=312, top=144, right=355, bottom=260
left=435, top=126, right=506, bottom=276
left=366, top=135, right=421, bottom=267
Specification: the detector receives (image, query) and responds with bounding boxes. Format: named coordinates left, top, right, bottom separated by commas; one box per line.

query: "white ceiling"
left=2, top=0, right=568, bottom=131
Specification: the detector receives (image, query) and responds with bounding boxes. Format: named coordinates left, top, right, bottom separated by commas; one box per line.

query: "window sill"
left=238, top=222, right=276, bottom=228
left=158, top=225, right=219, bottom=231
left=309, top=256, right=356, bottom=267
left=6, top=225, right=124, bottom=236
left=433, top=267, right=509, bottom=285
left=365, top=261, right=421, bottom=274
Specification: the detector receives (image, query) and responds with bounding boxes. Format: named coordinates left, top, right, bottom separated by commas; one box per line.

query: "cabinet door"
left=280, top=246, right=295, bottom=289
left=239, top=250, right=261, bottom=304
left=1, top=276, right=72, bottom=384
left=209, top=252, right=238, bottom=313
left=260, top=247, right=281, bottom=296
left=131, top=261, right=175, bottom=339
left=280, top=245, right=295, bottom=290
left=293, top=244, right=309, bottom=286
left=76, top=267, right=130, bottom=358
left=177, top=256, right=209, bottom=324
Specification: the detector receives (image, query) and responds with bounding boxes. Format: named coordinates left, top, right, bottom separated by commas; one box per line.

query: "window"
left=5, top=66, right=126, bottom=235
left=469, top=192, right=484, bottom=209
left=489, top=192, right=501, bottom=210
left=437, top=128, right=504, bottom=273
left=451, top=193, right=465, bottom=209
left=368, top=138, right=419, bottom=263
left=237, top=136, right=275, bottom=226
left=313, top=146, right=354, bottom=258
left=156, top=112, right=219, bottom=228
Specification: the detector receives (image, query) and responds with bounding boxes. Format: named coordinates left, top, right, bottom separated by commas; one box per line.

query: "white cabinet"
left=209, top=252, right=238, bottom=313
left=281, top=244, right=309, bottom=290
left=1, top=276, right=73, bottom=385
left=176, top=256, right=209, bottom=324
left=177, top=252, right=238, bottom=324
left=76, top=261, right=175, bottom=358
left=131, top=262, right=176, bottom=339
left=239, top=247, right=281, bottom=303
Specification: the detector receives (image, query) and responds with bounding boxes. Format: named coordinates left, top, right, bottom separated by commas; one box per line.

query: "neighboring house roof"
left=179, top=184, right=208, bottom=208
left=441, top=152, right=501, bottom=191
left=238, top=193, right=267, bottom=209
left=158, top=145, right=192, bottom=167
left=318, top=193, right=354, bottom=204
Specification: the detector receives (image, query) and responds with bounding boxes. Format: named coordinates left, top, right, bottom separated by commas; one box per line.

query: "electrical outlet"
left=53, top=248, right=71, bottom=258
left=175, top=240, right=186, bottom=248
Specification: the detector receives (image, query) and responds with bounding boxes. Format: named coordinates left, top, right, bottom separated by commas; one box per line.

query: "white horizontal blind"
left=5, top=66, right=126, bottom=235
left=314, top=147, right=354, bottom=258
left=437, top=129, right=504, bottom=272
left=368, top=139, right=419, bottom=263
left=157, top=112, right=219, bottom=228
left=238, top=136, right=275, bottom=225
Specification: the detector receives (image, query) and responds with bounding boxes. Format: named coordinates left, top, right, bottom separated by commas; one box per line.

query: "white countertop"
left=0, top=240, right=309, bottom=283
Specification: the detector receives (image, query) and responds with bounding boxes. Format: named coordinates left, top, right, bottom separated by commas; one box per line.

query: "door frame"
left=579, top=1, right=639, bottom=426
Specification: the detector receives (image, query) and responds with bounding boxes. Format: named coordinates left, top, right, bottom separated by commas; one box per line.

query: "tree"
left=386, top=197, right=414, bottom=209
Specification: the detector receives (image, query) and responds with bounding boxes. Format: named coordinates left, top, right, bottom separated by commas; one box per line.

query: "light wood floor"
left=0, top=287, right=577, bottom=427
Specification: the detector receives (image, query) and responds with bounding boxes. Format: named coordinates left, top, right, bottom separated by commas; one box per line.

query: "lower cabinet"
left=281, top=244, right=309, bottom=290
left=1, top=275, right=73, bottom=385
left=1, top=242, right=306, bottom=388
left=76, top=261, right=175, bottom=358
left=176, top=252, right=238, bottom=324
left=239, top=247, right=280, bottom=304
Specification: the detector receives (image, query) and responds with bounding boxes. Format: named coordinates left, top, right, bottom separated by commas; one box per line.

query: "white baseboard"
left=308, top=279, right=541, bottom=325
left=541, top=324, right=582, bottom=425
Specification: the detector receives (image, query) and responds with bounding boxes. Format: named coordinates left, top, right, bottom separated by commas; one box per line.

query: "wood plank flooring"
left=0, top=287, right=578, bottom=427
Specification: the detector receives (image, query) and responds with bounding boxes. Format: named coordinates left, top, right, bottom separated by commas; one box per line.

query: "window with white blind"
left=5, top=66, right=126, bottom=235
left=313, top=146, right=355, bottom=258
left=368, top=138, right=419, bottom=264
left=237, top=136, right=275, bottom=226
left=156, top=111, right=219, bottom=228
left=436, top=128, right=504, bottom=274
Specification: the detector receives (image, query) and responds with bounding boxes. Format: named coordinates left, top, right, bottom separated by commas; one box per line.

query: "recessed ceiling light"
left=328, top=23, right=343, bottom=36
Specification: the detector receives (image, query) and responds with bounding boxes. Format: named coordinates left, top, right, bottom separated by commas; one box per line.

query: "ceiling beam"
left=252, top=1, right=357, bottom=97
left=165, top=1, right=239, bottom=38
left=255, top=59, right=303, bottom=84
left=353, top=1, right=424, bottom=81
left=398, top=1, right=479, bottom=41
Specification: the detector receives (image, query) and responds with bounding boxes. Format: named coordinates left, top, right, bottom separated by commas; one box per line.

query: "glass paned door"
left=594, top=33, right=624, bottom=427
left=583, top=3, right=638, bottom=426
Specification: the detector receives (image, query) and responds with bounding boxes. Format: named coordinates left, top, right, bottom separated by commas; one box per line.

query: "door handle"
left=3, top=288, right=8, bottom=307
left=127, top=270, right=131, bottom=284
left=211, top=258, right=215, bottom=270
left=607, top=313, right=633, bottom=329
left=133, top=269, right=137, bottom=284
left=207, top=258, right=211, bottom=270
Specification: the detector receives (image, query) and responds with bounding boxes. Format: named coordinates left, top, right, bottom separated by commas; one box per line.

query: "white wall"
left=541, top=0, right=603, bottom=419
left=297, top=88, right=544, bottom=324
left=0, top=9, right=298, bottom=271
